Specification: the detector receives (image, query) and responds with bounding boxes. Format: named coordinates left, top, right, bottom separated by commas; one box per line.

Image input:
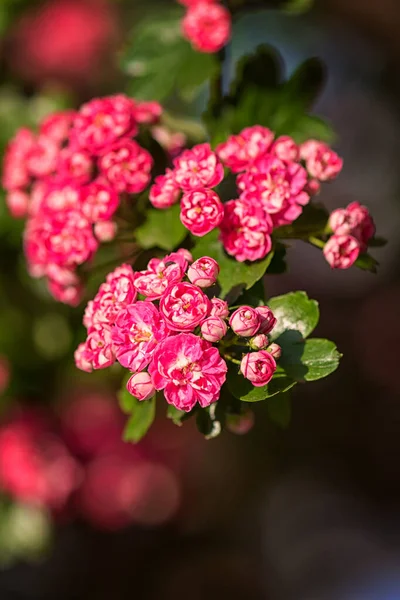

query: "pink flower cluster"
left=179, top=0, right=231, bottom=53
left=2, top=95, right=162, bottom=304
left=0, top=391, right=189, bottom=530
left=76, top=250, right=229, bottom=412
left=76, top=249, right=282, bottom=411
left=151, top=128, right=343, bottom=263
left=324, top=201, right=375, bottom=269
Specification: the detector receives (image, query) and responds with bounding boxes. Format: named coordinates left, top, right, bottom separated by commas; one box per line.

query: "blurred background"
left=1, top=0, right=400, bottom=598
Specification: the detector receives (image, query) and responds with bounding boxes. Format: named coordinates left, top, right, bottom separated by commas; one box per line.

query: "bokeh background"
left=0, top=0, right=400, bottom=598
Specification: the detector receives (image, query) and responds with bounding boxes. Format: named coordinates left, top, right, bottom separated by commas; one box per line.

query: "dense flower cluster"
left=75, top=250, right=281, bottom=411
left=0, top=391, right=189, bottom=530
left=323, top=201, right=375, bottom=269
left=150, top=128, right=343, bottom=262
left=179, top=0, right=231, bottom=53
left=2, top=95, right=162, bottom=304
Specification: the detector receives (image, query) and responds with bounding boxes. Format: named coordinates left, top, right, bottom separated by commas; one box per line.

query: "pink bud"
left=240, top=351, right=276, bottom=387
left=229, top=306, right=260, bottom=337
left=226, top=408, right=255, bottom=435
left=255, top=306, right=277, bottom=335
left=267, top=343, right=281, bottom=359
left=201, top=316, right=227, bottom=343
left=6, top=190, right=29, bottom=218
left=323, top=234, right=360, bottom=269
left=187, top=256, right=220, bottom=288
left=249, top=334, right=269, bottom=350
left=126, top=372, right=155, bottom=401
left=210, top=297, right=229, bottom=319
left=94, top=221, right=117, bottom=242
left=176, top=248, right=193, bottom=263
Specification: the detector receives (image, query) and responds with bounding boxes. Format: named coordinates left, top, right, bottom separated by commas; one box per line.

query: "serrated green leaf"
left=135, top=203, right=187, bottom=251
left=122, top=7, right=218, bottom=102
left=226, top=364, right=296, bottom=403
left=191, top=229, right=274, bottom=301
left=268, top=291, right=319, bottom=340
left=355, top=253, right=378, bottom=273
left=123, top=396, right=156, bottom=443
left=280, top=337, right=341, bottom=382
left=167, top=404, right=185, bottom=426
left=267, top=391, right=292, bottom=427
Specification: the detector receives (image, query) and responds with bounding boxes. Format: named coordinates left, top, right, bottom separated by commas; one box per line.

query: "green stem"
left=308, top=236, right=325, bottom=249
left=223, top=354, right=241, bottom=365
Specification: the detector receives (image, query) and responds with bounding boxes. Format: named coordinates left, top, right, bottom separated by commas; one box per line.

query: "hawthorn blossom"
left=181, top=2, right=231, bottom=53
left=159, top=282, right=210, bottom=332
left=240, top=351, right=277, bottom=386
left=98, top=139, right=153, bottom=194
left=173, top=143, right=223, bottom=191
left=148, top=333, right=227, bottom=411
left=126, top=372, right=155, bottom=401
left=187, top=256, right=219, bottom=287
left=149, top=170, right=180, bottom=209
left=180, top=189, right=224, bottom=236
left=216, top=126, right=274, bottom=173
left=255, top=306, right=277, bottom=334
left=300, top=139, right=343, bottom=181
left=133, top=252, right=187, bottom=300
left=201, top=316, right=227, bottom=343
left=230, top=306, right=260, bottom=337
left=329, top=201, right=375, bottom=249
left=210, top=297, right=229, bottom=319
left=323, top=234, right=361, bottom=269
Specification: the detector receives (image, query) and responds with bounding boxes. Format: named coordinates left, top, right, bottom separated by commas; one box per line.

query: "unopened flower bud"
left=249, top=333, right=269, bottom=350
left=126, top=372, right=155, bottom=401
left=267, top=343, right=281, bottom=359
left=201, top=316, right=227, bottom=343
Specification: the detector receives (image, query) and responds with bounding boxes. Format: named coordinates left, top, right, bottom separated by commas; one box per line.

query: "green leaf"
left=266, top=243, right=287, bottom=274
left=280, top=338, right=341, bottom=382
left=283, top=58, right=326, bottom=110
left=135, top=203, right=187, bottom=251
left=226, top=364, right=296, bottom=403
left=229, top=44, right=283, bottom=103
left=267, top=391, right=292, bottom=428
left=191, top=229, right=274, bottom=301
left=275, top=203, right=329, bottom=239
left=167, top=405, right=186, bottom=426
left=368, top=236, right=387, bottom=248
left=355, top=253, right=379, bottom=273
left=283, top=0, right=314, bottom=13
left=122, top=7, right=218, bottom=102
left=123, top=396, right=156, bottom=443
left=118, top=372, right=135, bottom=414
left=268, top=291, right=319, bottom=340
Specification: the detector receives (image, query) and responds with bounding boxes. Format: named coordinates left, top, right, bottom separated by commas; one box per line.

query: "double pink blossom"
left=99, top=139, right=153, bottom=194
left=230, top=306, right=260, bottom=337
left=329, top=201, right=375, bottom=249
left=133, top=252, right=187, bottom=300
left=216, top=126, right=274, bottom=173
left=323, top=234, right=361, bottom=269
left=159, top=282, right=210, bottom=332
left=148, top=333, right=227, bottom=411
left=201, top=316, right=227, bottom=342
left=180, top=189, right=224, bottom=236
left=112, top=301, right=170, bottom=372
left=210, top=297, right=229, bottom=319
left=300, top=139, right=343, bottom=181
left=255, top=306, right=277, bottom=334
left=149, top=170, right=180, bottom=209
left=81, top=180, right=119, bottom=222
left=240, top=351, right=277, bottom=387
left=173, top=143, right=223, bottom=191
left=181, top=2, right=231, bottom=53
left=187, top=256, right=219, bottom=287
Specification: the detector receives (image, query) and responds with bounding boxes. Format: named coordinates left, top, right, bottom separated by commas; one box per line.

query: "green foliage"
left=135, top=203, right=187, bottom=251
left=267, top=391, right=291, bottom=428
left=191, top=229, right=274, bottom=300
left=227, top=364, right=296, bottom=402
left=275, top=203, right=329, bottom=239
left=267, top=291, right=319, bottom=340
left=204, top=44, right=334, bottom=146
left=123, top=395, right=156, bottom=443
left=122, top=6, right=218, bottom=102
left=354, top=253, right=379, bottom=273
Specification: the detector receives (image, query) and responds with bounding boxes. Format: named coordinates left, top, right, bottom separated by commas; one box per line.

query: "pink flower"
left=187, top=256, right=219, bottom=287
left=220, top=198, right=273, bottom=262
left=173, top=143, right=223, bottom=191
left=126, top=372, right=155, bottom=401
left=85, top=325, right=116, bottom=370
left=148, top=333, right=227, bottom=411
left=57, top=146, right=93, bottom=184
left=300, top=140, right=343, bottom=181
left=2, top=128, right=36, bottom=191
left=255, top=305, right=276, bottom=334
left=151, top=126, right=186, bottom=158
left=48, top=280, right=83, bottom=306
left=159, top=282, right=210, bottom=332
left=272, top=136, right=299, bottom=162
left=267, top=343, right=281, bottom=359
left=133, top=252, right=187, bottom=300
left=229, top=306, right=260, bottom=337
left=180, top=189, right=224, bottom=236
left=210, top=297, right=229, bottom=319
left=112, top=302, right=170, bottom=371
left=182, top=2, right=231, bottom=53
left=6, top=190, right=30, bottom=218
left=99, top=139, right=153, bottom=194
left=249, top=333, right=269, bottom=350
left=226, top=408, right=254, bottom=435
left=178, top=0, right=217, bottom=5
left=40, top=111, right=75, bottom=143
left=133, top=101, right=162, bottom=124
left=26, top=135, right=59, bottom=178
left=81, top=180, right=119, bottom=222
left=0, top=357, right=10, bottom=395
left=74, top=342, right=93, bottom=372
left=329, top=201, right=375, bottom=249
left=71, top=95, right=137, bottom=155
left=201, top=316, right=227, bottom=342
left=238, top=156, right=310, bottom=227
left=149, top=170, right=180, bottom=209
left=87, top=263, right=137, bottom=328
left=176, top=248, right=193, bottom=263
left=216, top=126, right=274, bottom=173
left=240, top=351, right=276, bottom=387
left=323, top=234, right=361, bottom=269
left=94, top=220, right=117, bottom=242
